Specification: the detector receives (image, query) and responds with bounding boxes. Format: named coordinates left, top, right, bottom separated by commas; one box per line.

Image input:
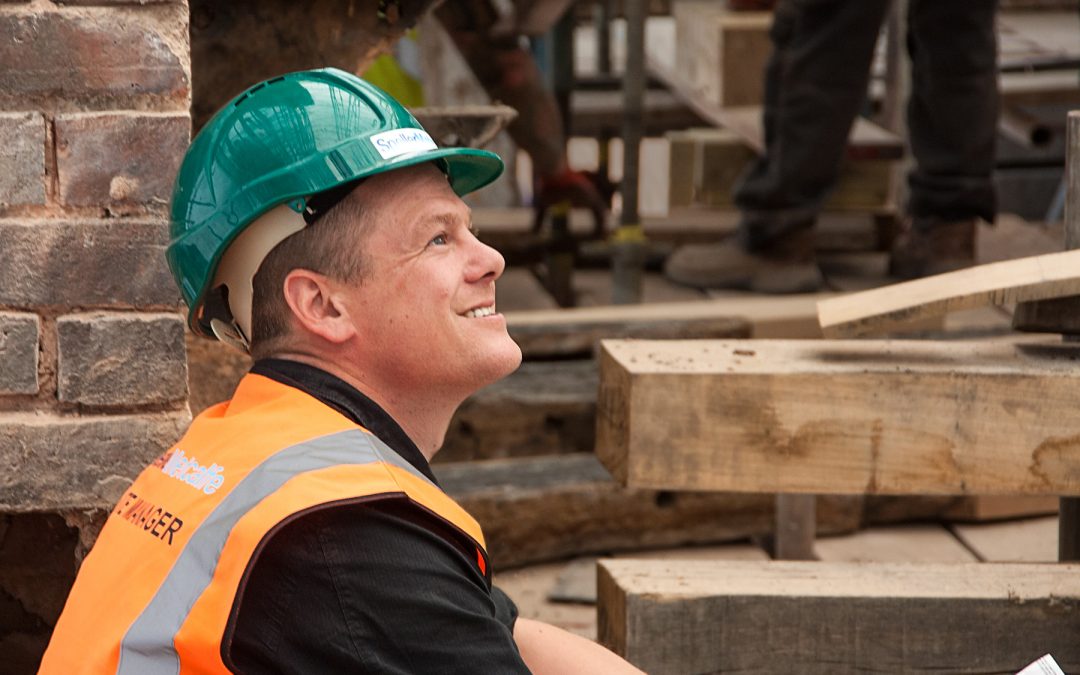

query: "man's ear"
left=281, top=269, right=356, bottom=344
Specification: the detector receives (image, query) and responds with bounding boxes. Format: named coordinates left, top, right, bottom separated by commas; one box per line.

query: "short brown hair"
left=249, top=189, right=370, bottom=357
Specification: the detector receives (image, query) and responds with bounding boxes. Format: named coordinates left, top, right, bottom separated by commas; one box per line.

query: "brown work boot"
left=664, top=228, right=823, bottom=293
left=888, top=217, right=977, bottom=279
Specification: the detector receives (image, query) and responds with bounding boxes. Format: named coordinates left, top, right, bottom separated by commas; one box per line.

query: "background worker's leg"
left=905, top=0, right=999, bottom=224
left=890, top=0, right=999, bottom=278
left=733, top=0, right=890, bottom=248
left=666, top=0, right=889, bottom=292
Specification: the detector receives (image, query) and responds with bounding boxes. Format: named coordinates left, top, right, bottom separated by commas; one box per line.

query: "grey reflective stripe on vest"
left=116, top=428, right=429, bottom=675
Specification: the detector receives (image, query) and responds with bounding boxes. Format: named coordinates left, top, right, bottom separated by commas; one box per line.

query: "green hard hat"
left=168, top=67, right=504, bottom=340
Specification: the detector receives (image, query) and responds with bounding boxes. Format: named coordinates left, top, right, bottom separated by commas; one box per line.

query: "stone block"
left=56, top=113, right=189, bottom=207
left=58, top=313, right=187, bottom=407
left=0, top=313, right=39, bottom=395
left=0, top=113, right=45, bottom=207
left=0, top=8, right=189, bottom=110
left=0, top=219, right=178, bottom=308
left=0, top=411, right=189, bottom=511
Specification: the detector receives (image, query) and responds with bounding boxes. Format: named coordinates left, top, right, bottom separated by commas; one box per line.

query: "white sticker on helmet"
left=370, top=128, right=438, bottom=159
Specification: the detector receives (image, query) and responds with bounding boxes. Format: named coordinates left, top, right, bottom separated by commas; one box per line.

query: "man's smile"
left=462, top=303, right=497, bottom=319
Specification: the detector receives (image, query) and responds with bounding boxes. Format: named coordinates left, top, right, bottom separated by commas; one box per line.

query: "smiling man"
left=41, top=69, right=642, bottom=674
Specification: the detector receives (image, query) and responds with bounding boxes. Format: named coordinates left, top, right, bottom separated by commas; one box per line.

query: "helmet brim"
left=379, top=146, right=505, bottom=197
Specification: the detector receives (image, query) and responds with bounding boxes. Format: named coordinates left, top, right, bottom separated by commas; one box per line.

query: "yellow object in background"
left=362, top=29, right=425, bottom=108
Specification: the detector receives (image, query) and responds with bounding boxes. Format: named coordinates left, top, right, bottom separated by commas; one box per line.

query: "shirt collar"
left=250, top=358, right=439, bottom=486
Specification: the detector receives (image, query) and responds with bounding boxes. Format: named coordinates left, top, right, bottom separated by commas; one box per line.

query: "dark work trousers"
left=734, top=0, right=999, bottom=249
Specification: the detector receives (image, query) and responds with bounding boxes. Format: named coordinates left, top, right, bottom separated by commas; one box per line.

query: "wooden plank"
left=815, top=524, right=977, bottom=563
left=510, top=294, right=834, bottom=356
left=506, top=300, right=749, bottom=359
left=435, top=454, right=862, bottom=569
left=596, top=338, right=1080, bottom=496
left=953, top=516, right=1059, bottom=562
left=442, top=360, right=597, bottom=462
left=571, top=270, right=709, bottom=307
left=598, top=559, right=1080, bottom=674
left=817, top=249, right=1080, bottom=338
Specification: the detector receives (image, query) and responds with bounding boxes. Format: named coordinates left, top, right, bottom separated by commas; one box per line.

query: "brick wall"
left=0, top=0, right=191, bottom=668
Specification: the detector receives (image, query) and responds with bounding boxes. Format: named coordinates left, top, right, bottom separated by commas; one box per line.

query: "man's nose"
left=467, top=233, right=506, bottom=283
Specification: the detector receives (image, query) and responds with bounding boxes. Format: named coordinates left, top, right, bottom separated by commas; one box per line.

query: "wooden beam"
left=598, top=559, right=1080, bottom=674
left=817, top=249, right=1080, bottom=337
left=442, top=360, right=597, bottom=462
left=507, top=300, right=751, bottom=358
left=435, top=454, right=862, bottom=569
left=596, top=339, right=1080, bottom=496
left=507, top=291, right=858, bottom=357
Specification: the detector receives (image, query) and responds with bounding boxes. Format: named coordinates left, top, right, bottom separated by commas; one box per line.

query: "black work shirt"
left=225, top=359, right=530, bottom=674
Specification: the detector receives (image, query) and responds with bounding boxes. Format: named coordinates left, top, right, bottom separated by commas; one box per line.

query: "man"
left=41, top=68, right=641, bottom=674
left=665, top=0, right=998, bottom=293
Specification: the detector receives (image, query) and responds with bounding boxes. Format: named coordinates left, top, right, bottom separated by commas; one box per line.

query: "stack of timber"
left=594, top=337, right=1080, bottom=672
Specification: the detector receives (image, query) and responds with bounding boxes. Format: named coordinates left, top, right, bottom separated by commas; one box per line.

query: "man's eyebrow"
left=426, top=211, right=475, bottom=230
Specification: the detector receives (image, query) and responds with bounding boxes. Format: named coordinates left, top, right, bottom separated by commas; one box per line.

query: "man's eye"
left=430, top=233, right=448, bottom=246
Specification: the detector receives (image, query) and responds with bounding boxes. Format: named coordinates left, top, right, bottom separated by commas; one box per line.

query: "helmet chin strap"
left=211, top=204, right=308, bottom=353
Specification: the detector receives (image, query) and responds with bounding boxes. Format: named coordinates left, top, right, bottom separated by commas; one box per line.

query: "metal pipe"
left=611, top=0, right=646, bottom=305
left=1000, top=106, right=1054, bottom=149
left=596, top=0, right=612, bottom=76
left=1060, top=110, right=1080, bottom=562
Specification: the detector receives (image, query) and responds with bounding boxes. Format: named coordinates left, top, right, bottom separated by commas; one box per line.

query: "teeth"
left=465, top=305, right=495, bottom=318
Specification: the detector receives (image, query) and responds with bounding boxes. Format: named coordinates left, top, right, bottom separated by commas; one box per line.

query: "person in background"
left=666, top=0, right=999, bottom=292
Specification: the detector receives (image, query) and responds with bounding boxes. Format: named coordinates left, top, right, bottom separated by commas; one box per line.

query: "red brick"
left=56, top=113, right=189, bottom=208
left=0, top=113, right=46, bottom=207
left=0, top=313, right=39, bottom=395
left=0, top=10, right=189, bottom=109
left=0, top=219, right=178, bottom=308
left=57, top=312, right=187, bottom=407
left=0, top=411, right=189, bottom=511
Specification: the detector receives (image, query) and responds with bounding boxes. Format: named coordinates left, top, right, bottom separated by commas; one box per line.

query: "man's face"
left=335, top=163, right=522, bottom=397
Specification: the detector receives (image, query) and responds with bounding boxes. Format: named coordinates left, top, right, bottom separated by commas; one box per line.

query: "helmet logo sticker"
left=370, top=128, right=437, bottom=159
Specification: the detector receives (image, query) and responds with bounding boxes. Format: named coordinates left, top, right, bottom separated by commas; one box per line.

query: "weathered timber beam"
left=435, top=454, right=861, bottom=569
left=507, top=302, right=750, bottom=358
left=596, top=339, right=1080, bottom=495
left=598, top=559, right=1080, bottom=674
left=442, top=361, right=598, bottom=461
left=817, top=248, right=1080, bottom=337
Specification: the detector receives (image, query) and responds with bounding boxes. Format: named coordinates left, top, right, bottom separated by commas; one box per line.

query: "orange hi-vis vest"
left=41, top=373, right=489, bottom=674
